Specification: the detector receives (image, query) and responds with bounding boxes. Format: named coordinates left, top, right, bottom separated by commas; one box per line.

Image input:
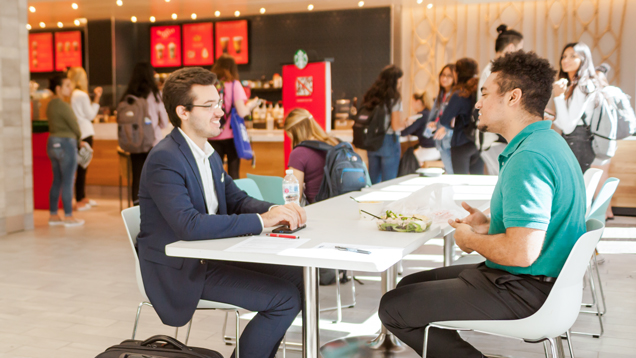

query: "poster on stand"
left=29, top=32, right=54, bottom=73
left=215, top=20, right=248, bottom=64
left=55, top=31, right=83, bottom=72
left=183, top=22, right=214, bottom=66
left=282, top=61, right=332, bottom=167
left=151, top=25, right=182, bottom=68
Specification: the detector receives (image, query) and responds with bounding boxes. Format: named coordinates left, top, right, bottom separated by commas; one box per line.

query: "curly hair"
left=363, top=65, right=403, bottom=110
left=453, top=58, right=479, bottom=98
left=490, top=51, right=557, bottom=118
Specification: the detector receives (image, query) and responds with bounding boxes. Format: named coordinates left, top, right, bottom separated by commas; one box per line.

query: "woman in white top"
left=552, top=42, right=600, bottom=173
left=68, top=67, right=102, bottom=211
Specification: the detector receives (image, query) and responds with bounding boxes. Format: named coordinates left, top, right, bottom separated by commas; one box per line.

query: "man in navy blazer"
left=137, top=67, right=307, bottom=358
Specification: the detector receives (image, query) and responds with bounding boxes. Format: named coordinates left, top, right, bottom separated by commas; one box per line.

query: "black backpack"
left=398, top=145, right=420, bottom=177
left=96, top=335, right=223, bottom=358
left=352, top=104, right=388, bottom=151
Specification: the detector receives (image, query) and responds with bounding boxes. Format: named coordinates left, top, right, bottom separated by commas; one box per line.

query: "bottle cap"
left=286, top=169, right=293, bottom=175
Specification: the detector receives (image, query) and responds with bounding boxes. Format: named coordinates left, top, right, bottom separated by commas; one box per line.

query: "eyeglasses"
left=188, top=99, right=224, bottom=112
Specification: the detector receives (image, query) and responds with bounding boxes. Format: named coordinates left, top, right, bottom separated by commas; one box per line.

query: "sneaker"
left=88, top=199, right=98, bottom=206
left=76, top=203, right=91, bottom=212
left=64, top=218, right=85, bottom=227
left=48, top=219, right=65, bottom=226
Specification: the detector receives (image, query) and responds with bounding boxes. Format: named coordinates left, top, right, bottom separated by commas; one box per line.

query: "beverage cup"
left=233, top=36, right=243, bottom=54
left=220, top=37, right=229, bottom=54
left=156, top=43, right=165, bottom=59
left=168, top=42, right=176, bottom=59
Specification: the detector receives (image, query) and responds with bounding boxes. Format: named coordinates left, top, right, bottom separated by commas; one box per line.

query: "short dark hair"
left=49, top=75, right=68, bottom=93
left=495, top=24, right=523, bottom=53
left=162, top=67, right=217, bottom=128
left=490, top=51, right=556, bottom=118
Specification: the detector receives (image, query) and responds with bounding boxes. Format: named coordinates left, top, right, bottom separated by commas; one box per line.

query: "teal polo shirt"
left=486, top=120, right=586, bottom=278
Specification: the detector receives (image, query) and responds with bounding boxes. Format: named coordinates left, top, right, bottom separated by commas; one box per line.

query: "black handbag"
left=96, top=335, right=223, bottom=358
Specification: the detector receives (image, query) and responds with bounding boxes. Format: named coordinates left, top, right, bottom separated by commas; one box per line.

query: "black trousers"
left=562, top=126, right=595, bottom=174
left=451, top=142, right=484, bottom=175
left=202, top=261, right=304, bottom=358
left=379, top=264, right=553, bottom=358
left=209, top=138, right=240, bottom=179
left=130, top=152, right=149, bottom=203
left=75, top=136, right=93, bottom=202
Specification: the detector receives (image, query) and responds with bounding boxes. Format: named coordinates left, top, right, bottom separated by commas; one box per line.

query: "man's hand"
left=454, top=202, right=490, bottom=235
left=260, top=203, right=307, bottom=230
left=448, top=220, right=474, bottom=254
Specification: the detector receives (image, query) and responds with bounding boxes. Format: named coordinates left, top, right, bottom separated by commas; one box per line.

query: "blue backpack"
left=297, top=140, right=371, bottom=202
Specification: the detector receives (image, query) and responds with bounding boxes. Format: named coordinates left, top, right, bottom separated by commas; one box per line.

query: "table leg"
left=444, top=231, right=455, bottom=266
left=303, top=266, right=320, bottom=358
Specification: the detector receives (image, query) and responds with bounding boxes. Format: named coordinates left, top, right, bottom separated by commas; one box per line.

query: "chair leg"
left=175, top=327, right=179, bottom=340
left=350, top=272, right=357, bottom=307
left=334, top=269, right=342, bottom=324
left=132, top=301, right=151, bottom=339
left=235, top=310, right=240, bottom=358
left=592, top=253, right=607, bottom=315
left=222, top=311, right=234, bottom=345
left=543, top=341, right=550, bottom=357
left=282, top=335, right=286, bottom=358
left=581, top=263, right=597, bottom=308
left=422, top=325, right=431, bottom=358
left=546, top=338, right=559, bottom=358
left=565, top=330, right=575, bottom=358
left=119, top=176, right=123, bottom=212
left=185, top=319, right=193, bottom=345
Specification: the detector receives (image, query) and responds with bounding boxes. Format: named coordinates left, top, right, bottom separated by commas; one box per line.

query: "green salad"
left=376, top=210, right=432, bottom=233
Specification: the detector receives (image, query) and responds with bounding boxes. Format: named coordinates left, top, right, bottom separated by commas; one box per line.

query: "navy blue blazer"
left=137, top=128, right=273, bottom=327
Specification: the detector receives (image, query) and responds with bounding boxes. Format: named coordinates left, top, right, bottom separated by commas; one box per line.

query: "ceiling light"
left=234, top=10, right=240, bottom=17
left=215, top=10, right=220, bottom=17
left=74, top=19, right=80, bottom=26
left=191, top=13, right=197, bottom=20
left=308, top=4, right=314, bottom=10
left=29, top=6, right=35, bottom=12
left=260, top=7, right=266, bottom=14
left=26, top=24, right=31, bottom=30
left=150, top=16, right=156, bottom=22
left=57, top=22, right=63, bottom=28
left=417, top=0, right=423, bottom=3
left=39, top=22, right=45, bottom=28
left=171, top=13, right=177, bottom=20
left=358, top=1, right=364, bottom=7
left=131, top=16, right=137, bottom=23
left=71, top=3, right=78, bottom=9
left=427, top=3, right=433, bottom=8
left=116, top=0, right=122, bottom=6
left=165, top=0, right=170, bottom=2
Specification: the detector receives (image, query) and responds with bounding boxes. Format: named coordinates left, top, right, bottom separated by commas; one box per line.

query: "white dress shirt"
left=70, top=89, right=100, bottom=140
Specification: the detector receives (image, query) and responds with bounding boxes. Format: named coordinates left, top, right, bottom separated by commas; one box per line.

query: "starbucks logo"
left=294, top=49, right=308, bottom=70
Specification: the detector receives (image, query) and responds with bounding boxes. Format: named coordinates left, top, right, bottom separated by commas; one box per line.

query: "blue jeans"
left=368, top=134, right=401, bottom=184
left=47, top=136, right=78, bottom=216
left=435, top=128, right=454, bottom=175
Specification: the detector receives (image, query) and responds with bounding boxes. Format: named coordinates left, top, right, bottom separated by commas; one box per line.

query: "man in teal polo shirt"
left=379, top=51, right=586, bottom=358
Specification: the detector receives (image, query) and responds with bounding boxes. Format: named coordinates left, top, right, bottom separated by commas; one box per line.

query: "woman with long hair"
left=438, top=58, right=483, bottom=175
left=401, top=92, right=440, bottom=164
left=553, top=42, right=600, bottom=173
left=362, top=65, right=408, bottom=184
left=209, top=54, right=261, bottom=179
left=426, top=64, right=456, bottom=173
left=285, top=108, right=339, bottom=204
left=120, top=62, right=169, bottom=202
left=67, top=67, right=102, bottom=211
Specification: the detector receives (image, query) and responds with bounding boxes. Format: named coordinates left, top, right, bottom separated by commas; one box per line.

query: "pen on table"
left=267, top=233, right=300, bottom=239
left=335, top=246, right=371, bottom=255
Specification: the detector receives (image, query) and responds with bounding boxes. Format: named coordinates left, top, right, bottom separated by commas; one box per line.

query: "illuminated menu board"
left=215, top=20, right=248, bottom=64
left=151, top=25, right=182, bottom=68
left=55, top=31, right=83, bottom=71
left=183, top=22, right=214, bottom=66
left=29, top=32, right=54, bottom=73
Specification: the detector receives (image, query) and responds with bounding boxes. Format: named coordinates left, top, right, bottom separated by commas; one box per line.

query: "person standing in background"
left=47, top=76, right=87, bottom=227
left=401, top=92, right=440, bottom=164
left=209, top=54, right=261, bottom=179
left=68, top=67, right=102, bottom=211
left=363, top=65, right=408, bottom=184
left=120, top=62, right=170, bottom=203
left=426, top=64, right=456, bottom=174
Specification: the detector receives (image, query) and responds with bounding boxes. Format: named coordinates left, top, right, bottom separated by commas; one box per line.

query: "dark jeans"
left=451, top=141, right=484, bottom=175
left=379, top=264, right=553, bottom=358
left=75, top=136, right=93, bottom=202
left=209, top=138, right=240, bottom=179
left=47, top=136, right=78, bottom=216
left=130, top=152, right=149, bottom=203
left=368, top=134, right=401, bottom=184
left=562, top=125, right=595, bottom=174
left=201, top=261, right=303, bottom=358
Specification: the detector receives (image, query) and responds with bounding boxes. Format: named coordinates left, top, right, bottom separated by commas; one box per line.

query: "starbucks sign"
left=294, top=49, right=308, bottom=70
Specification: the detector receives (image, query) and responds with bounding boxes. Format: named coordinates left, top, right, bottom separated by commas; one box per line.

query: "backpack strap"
left=296, top=140, right=333, bottom=151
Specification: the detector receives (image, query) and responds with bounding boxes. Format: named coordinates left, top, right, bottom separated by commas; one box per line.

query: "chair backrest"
left=234, top=178, right=264, bottom=200
left=587, top=178, right=620, bottom=223
left=121, top=206, right=149, bottom=300
left=117, top=146, right=132, bottom=181
left=527, top=219, right=604, bottom=338
left=246, top=173, right=285, bottom=205
left=583, top=168, right=603, bottom=216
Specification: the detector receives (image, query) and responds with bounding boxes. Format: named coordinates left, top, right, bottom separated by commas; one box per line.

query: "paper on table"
left=224, top=236, right=310, bottom=254
left=380, top=185, right=427, bottom=192
left=278, top=243, right=403, bottom=265
left=355, top=191, right=411, bottom=202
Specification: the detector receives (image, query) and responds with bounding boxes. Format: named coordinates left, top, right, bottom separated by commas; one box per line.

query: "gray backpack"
left=588, top=86, right=636, bottom=160
left=117, top=95, right=155, bottom=153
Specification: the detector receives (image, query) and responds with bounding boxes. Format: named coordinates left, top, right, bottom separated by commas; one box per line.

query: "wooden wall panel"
left=609, top=139, right=636, bottom=208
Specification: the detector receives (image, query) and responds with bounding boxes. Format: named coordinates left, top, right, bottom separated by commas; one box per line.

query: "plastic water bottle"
left=283, top=169, right=300, bottom=205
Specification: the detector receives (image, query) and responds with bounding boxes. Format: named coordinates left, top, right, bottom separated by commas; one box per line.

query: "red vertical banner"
left=151, top=25, right=182, bottom=68
left=215, top=20, right=248, bottom=64
left=29, top=33, right=54, bottom=73
left=183, top=22, right=214, bottom=66
left=55, top=31, right=83, bottom=72
left=282, top=62, right=332, bottom=167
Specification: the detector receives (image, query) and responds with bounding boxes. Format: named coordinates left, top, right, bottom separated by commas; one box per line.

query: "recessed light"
left=57, top=22, right=63, bottom=28
left=29, top=6, right=35, bottom=12
left=131, top=16, right=137, bottom=23
left=39, top=22, right=45, bottom=28
left=191, top=13, right=197, bottom=20
left=165, top=0, right=170, bottom=2
left=308, top=4, right=314, bottom=11
left=260, top=7, right=266, bottom=14
left=358, top=1, right=364, bottom=7
left=150, top=16, right=156, bottom=22
left=72, top=3, right=78, bottom=9
left=26, top=24, right=31, bottom=30
left=171, top=13, right=177, bottom=20
left=234, top=10, right=240, bottom=17
left=116, top=0, right=122, bottom=6
left=427, top=3, right=433, bottom=8
left=214, top=10, right=220, bottom=17
left=417, top=0, right=423, bottom=3
left=74, top=19, right=80, bottom=26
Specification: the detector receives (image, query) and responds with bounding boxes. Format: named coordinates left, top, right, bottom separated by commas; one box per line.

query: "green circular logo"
left=294, top=49, right=308, bottom=70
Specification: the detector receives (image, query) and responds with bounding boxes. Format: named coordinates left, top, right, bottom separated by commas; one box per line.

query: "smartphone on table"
left=272, top=224, right=306, bottom=234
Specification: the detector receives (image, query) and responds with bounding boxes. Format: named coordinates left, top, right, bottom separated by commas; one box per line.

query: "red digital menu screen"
left=151, top=25, right=182, bottom=68
left=215, top=20, right=248, bottom=64
left=183, top=22, right=214, bottom=66
left=55, top=31, right=83, bottom=72
left=29, top=33, right=54, bottom=73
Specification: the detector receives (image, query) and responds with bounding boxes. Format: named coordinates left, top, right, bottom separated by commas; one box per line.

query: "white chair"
left=121, top=206, right=243, bottom=357
left=583, top=168, right=603, bottom=217
left=422, top=219, right=605, bottom=358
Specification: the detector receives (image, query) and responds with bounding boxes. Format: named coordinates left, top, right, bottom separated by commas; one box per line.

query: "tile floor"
left=0, top=198, right=635, bottom=357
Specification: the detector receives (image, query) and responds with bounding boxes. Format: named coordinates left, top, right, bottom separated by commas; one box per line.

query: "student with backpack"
left=117, top=62, right=169, bottom=203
